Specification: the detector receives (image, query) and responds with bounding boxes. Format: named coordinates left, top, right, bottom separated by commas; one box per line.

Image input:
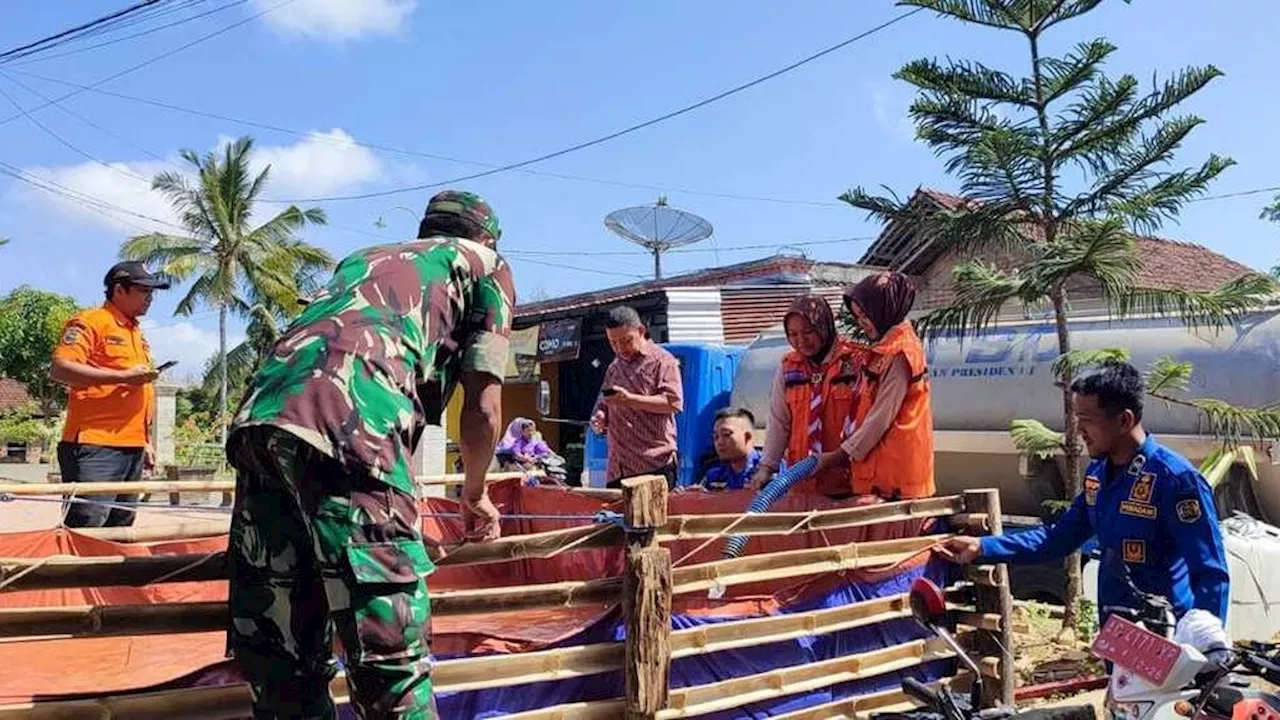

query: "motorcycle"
left=872, top=576, right=1097, bottom=720
left=495, top=448, right=569, bottom=486
left=1089, top=552, right=1280, bottom=720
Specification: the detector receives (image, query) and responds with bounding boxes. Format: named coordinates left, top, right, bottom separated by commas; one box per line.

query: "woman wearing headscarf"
left=842, top=272, right=935, bottom=499
left=752, top=294, right=868, bottom=498
left=495, top=417, right=552, bottom=468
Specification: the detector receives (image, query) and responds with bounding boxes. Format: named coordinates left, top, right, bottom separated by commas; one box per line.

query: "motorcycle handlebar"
left=902, top=677, right=941, bottom=708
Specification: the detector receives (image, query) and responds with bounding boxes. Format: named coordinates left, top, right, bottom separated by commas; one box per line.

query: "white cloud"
left=220, top=128, right=383, bottom=199
left=140, top=318, right=245, bottom=383
left=255, top=0, right=416, bottom=40
left=870, top=86, right=917, bottom=144
left=20, top=128, right=388, bottom=234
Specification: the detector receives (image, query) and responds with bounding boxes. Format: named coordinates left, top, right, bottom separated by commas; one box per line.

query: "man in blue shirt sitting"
left=697, top=407, right=763, bottom=492
left=941, top=361, right=1230, bottom=627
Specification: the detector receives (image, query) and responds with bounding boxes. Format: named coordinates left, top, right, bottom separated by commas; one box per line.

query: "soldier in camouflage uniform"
left=224, top=190, right=515, bottom=719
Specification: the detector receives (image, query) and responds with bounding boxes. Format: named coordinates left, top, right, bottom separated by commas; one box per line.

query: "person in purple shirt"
left=495, top=417, right=552, bottom=468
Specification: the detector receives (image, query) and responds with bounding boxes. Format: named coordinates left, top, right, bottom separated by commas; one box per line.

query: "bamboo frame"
left=0, top=470, right=544, bottom=497
left=769, top=672, right=973, bottom=720
left=658, top=636, right=954, bottom=718
left=0, top=489, right=1015, bottom=717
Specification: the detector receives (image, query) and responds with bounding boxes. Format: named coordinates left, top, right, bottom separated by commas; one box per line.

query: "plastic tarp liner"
left=0, top=480, right=950, bottom=717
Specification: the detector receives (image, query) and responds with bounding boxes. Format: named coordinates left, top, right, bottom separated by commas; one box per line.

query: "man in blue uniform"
left=941, top=361, right=1229, bottom=624
left=696, top=408, right=762, bottom=491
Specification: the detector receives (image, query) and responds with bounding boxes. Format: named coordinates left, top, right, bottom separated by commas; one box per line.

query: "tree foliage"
left=0, top=286, right=80, bottom=416
left=840, top=0, right=1275, bottom=631
left=120, top=135, right=333, bottom=441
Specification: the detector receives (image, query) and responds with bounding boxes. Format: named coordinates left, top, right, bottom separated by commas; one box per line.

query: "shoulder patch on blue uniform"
left=1119, top=500, right=1157, bottom=520
left=1129, top=473, right=1155, bottom=503
left=1176, top=498, right=1203, bottom=523
left=1084, top=476, right=1100, bottom=506
left=1122, top=539, right=1146, bottom=564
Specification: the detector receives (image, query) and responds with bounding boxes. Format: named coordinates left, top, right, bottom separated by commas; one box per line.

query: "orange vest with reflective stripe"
left=781, top=338, right=867, bottom=496
left=852, top=322, right=935, bottom=499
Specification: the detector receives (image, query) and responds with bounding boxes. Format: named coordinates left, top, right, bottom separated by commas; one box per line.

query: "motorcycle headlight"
left=1108, top=701, right=1152, bottom=720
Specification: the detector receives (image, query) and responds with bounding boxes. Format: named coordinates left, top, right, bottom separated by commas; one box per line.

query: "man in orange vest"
left=841, top=272, right=936, bottom=500
left=51, top=262, right=171, bottom=528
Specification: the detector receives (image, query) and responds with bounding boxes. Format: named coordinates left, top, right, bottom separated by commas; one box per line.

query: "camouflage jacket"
left=229, top=236, right=515, bottom=494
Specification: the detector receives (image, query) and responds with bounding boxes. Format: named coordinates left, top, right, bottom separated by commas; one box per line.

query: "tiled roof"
left=0, top=378, right=32, bottom=413
left=860, top=188, right=1255, bottom=292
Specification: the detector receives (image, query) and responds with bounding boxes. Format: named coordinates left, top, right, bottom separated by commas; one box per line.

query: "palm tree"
left=121, top=135, right=333, bottom=444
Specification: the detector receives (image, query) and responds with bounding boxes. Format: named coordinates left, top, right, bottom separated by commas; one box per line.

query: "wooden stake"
left=963, top=489, right=1015, bottom=708
left=621, top=474, right=671, bottom=720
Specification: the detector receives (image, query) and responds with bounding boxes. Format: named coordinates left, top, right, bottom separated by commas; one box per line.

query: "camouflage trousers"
left=226, top=425, right=437, bottom=720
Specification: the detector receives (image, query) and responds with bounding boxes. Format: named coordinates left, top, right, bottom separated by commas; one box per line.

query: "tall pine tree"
left=843, top=0, right=1276, bottom=631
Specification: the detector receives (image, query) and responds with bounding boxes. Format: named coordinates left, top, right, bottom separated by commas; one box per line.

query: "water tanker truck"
left=730, top=308, right=1280, bottom=524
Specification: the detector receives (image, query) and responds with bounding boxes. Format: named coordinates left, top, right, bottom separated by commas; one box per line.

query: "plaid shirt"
left=594, top=342, right=683, bottom=481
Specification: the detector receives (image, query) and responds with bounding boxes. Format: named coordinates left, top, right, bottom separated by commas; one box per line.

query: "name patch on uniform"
left=1119, top=500, right=1158, bottom=520
left=1123, top=539, right=1146, bottom=564
left=1129, top=473, right=1155, bottom=504
left=1176, top=499, right=1202, bottom=524
left=1084, top=476, right=1100, bottom=506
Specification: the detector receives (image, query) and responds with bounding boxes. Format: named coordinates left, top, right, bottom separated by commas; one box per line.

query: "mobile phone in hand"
left=156, top=360, right=179, bottom=373
left=601, top=388, right=618, bottom=397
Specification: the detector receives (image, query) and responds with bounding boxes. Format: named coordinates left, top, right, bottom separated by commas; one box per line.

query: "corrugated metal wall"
left=664, top=287, right=725, bottom=344
left=719, top=284, right=847, bottom=345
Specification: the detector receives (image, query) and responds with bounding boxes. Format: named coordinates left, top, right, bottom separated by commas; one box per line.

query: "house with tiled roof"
left=858, top=188, right=1257, bottom=318
left=0, top=378, right=33, bottom=415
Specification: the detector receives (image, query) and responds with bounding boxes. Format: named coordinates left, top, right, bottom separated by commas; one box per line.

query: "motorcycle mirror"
left=537, top=379, right=551, bottom=417
left=909, top=578, right=949, bottom=629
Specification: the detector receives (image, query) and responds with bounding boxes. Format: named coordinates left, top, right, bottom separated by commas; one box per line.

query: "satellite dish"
left=604, top=196, right=712, bottom=279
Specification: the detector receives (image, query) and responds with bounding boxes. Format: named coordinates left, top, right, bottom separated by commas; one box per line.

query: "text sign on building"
left=537, top=319, right=582, bottom=363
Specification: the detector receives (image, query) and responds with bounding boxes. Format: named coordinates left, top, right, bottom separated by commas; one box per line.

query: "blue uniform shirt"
left=980, top=434, right=1229, bottom=622
left=700, top=449, right=762, bottom=491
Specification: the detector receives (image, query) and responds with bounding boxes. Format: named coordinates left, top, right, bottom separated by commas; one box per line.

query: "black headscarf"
left=843, top=272, right=917, bottom=338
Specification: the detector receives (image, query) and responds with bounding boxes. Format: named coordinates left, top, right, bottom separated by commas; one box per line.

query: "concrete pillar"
left=153, top=381, right=179, bottom=467
left=413, top=418, right=447, bottom=499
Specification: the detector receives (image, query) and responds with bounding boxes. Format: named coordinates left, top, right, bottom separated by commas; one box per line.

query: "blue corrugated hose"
left=721, top=454, right=819, bottom=559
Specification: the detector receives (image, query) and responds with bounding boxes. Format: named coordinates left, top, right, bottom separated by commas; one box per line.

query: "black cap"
left=103, top=261, right=171, bottom=290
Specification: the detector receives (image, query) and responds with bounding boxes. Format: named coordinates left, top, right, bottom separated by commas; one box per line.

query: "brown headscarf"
left=783, top=294, right=837, bottom=361
left=844, top=272, right=917, bottom=338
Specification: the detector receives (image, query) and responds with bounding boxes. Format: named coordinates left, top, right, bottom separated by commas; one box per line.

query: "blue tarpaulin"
left=431, top=557, right=959, bottom=719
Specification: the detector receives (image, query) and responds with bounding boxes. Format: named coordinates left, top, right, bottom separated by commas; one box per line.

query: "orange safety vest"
left=852, top=322, right=935, bottom=499
left=782, top=338, right=867, bottom=497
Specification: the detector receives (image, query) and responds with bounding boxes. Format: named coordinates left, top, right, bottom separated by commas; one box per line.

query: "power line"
left=0, top=0, right=168, bottom=64
left=10, top=68, right=849, bottom=209
left=0, top=159, right=182, bottom=232
left=0, top=0, right=298, bottom=130
left=7, top=0, right=251, bottom=67
left=267, top=8, right=926, bottom=203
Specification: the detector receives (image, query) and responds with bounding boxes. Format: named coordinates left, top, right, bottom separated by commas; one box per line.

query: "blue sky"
left=2, top=0, right=1277, bottom=381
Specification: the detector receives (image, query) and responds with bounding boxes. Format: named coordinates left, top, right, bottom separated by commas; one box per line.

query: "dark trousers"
left=609, top=461, right=679, bottom=490
left=57, top=441, right=144, bottom=528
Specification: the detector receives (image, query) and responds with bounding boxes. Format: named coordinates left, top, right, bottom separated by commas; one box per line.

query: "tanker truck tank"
left=730, top=309, right=1280, bottom=521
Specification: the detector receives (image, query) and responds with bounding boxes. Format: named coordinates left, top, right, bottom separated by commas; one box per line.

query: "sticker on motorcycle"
left=1123, top=539, right=1146, bottom=564
left=1176, top=499, right=1202, bottom=524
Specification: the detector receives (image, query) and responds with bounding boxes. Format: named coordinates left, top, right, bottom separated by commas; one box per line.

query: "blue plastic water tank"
left=580, top=343, right=746, bottom=489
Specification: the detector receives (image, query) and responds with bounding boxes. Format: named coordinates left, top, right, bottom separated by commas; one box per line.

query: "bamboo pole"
left=0, top=470, right=545, bottom=497
left=76, top=521, right=230, bottom=543
left=769, top=673, right=973, bottom=720
left=661, top=496, right=965, bottom=539
left=501, top=700, right=626, bottom=720
left=621, top=474, right=672, bottom=720
left=657, top=637, right=954, bottom=718
left=964, top=489, right=1016, bottom=708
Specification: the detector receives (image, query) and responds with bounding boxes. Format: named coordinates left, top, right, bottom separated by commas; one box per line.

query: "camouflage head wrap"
left=421, top=190, right=502, bottom=247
